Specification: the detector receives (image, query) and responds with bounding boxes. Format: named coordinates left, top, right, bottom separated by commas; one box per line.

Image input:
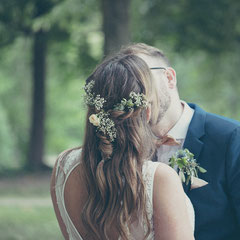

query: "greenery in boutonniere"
left=169, top=149, right=207, bottom=185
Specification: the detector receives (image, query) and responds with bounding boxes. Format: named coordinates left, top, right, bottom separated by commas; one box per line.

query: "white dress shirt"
left=157, top=101, right=194, bottom=166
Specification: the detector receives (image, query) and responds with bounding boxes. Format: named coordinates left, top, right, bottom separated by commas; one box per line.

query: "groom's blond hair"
left=120, top=43, right=171, bottom=66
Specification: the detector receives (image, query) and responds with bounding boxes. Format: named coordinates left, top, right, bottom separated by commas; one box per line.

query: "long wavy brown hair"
left=81, top=54, right=156, bottom=240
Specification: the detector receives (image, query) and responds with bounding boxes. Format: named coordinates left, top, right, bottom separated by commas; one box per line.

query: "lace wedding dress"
left=54, top=148, right=195, bottom=240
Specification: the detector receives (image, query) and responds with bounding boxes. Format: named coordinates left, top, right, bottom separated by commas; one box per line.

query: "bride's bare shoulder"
left=153, top=162, right=186, bottom=216
left=154, top=162, right=180, bottom=184
left=152, top=163, right=195, bottom=240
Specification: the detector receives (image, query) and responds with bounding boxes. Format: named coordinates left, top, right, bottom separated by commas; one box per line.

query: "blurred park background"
left=0, top=0, right=240, bottom=239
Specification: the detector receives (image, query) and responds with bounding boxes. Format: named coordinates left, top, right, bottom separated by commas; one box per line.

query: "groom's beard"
left=153, top=90, right=171, bottom=125
left=156, top=96, right=171, bottom=123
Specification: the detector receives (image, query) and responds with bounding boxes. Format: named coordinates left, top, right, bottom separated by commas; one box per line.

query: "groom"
left=121, top=43, right=240, bottom=240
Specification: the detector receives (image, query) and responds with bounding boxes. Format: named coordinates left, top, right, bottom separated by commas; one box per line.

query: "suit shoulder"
left=195, top=112, right=240, bottom=151
left=189, top=103, right=240, bottom=135
left=205, top=112, right=240, bottom=133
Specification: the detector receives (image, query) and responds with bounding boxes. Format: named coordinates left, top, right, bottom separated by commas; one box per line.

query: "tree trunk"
left=27, top=30, right=47, bottom=171
left=101, top=0, right=131, bottom=55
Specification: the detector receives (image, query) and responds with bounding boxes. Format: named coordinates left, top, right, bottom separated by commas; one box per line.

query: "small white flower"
left=89, top=114, right=100, bottom=126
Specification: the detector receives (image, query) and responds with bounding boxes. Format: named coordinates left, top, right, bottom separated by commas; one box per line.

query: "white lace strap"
left=143, top=161, right=160, bottom=203
left=142, top=161, right=160, bottom=239
left=55, top=148, right=83, bottom=240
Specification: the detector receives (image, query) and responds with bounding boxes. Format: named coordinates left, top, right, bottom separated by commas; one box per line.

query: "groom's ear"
left=165, top=67, right=177, bottom=89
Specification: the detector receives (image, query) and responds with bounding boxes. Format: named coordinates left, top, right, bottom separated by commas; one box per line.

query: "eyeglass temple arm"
left=150, top=67, right=166, bottom=70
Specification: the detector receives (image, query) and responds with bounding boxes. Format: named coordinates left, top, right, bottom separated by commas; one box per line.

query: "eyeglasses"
left=150, top=67, right=166, bottom=70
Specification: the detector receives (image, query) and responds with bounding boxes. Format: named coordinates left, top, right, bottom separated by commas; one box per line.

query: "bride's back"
left=52, top=148, right=156, bottom=239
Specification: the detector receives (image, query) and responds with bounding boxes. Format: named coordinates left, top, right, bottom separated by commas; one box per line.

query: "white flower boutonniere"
left=169, top=149, right=208, bottom=189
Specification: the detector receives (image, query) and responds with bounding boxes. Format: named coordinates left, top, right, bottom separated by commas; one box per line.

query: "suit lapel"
left=184, top=131, right=204, bottom=161
left=182, top=103, right=206, bottom=193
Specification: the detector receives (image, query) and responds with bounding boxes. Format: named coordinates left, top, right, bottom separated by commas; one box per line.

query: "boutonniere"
left=169, top=149, right=208, bottom=189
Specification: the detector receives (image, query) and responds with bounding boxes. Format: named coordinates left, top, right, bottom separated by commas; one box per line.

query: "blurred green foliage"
left=0, top=172, right=61, bottom=239
left=0, top=206, right=63, bottom=240
left=0, top=38, right=32, bottom=170
left=0, top=0, right=240, bottom=171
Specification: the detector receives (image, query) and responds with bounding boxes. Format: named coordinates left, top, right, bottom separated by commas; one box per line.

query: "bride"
left=50, top=53, right=195, bottom=240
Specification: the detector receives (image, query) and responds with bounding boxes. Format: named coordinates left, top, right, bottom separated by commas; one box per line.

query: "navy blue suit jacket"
left=183, top=104, right=240, bottom=240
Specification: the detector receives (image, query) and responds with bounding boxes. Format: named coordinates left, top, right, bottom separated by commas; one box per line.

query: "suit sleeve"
left=226, top=126, right=240, bottom=225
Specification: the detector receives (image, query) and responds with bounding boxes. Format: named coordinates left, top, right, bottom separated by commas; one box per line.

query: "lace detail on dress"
left=142, top=161, right=161, bottom=240
left=55, top=148, right=83, bottom=240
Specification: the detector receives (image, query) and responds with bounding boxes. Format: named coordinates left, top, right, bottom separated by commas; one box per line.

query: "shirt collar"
left=168, top=101, right=194, bottom=140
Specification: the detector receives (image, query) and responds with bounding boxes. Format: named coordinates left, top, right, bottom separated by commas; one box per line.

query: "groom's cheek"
left=149, top=91, right=159, bottom=124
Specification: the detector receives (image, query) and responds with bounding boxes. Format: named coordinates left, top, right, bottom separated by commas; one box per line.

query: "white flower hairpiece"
left=89, top=112, right=116, bottom=142
left=84, top=80, right=106, bottom=110
left=113, top=92, right=148, bottom=111
left=89, top=114, right=100, bottom=126
left=84, top=80, right=148, bottom=142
